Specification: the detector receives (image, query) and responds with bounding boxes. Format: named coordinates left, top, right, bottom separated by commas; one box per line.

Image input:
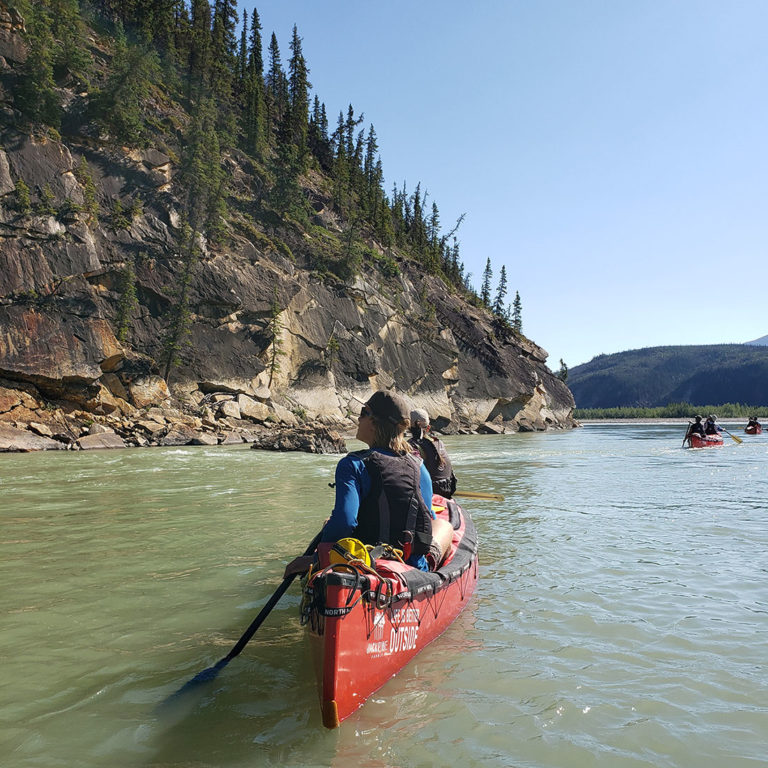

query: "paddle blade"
left=156, top=658, right=229, bottom=712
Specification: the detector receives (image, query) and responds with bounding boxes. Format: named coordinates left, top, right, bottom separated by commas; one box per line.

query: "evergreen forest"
left=569, top=344, right=768, bottom=410
left=8, top=0, right=522, bottom=326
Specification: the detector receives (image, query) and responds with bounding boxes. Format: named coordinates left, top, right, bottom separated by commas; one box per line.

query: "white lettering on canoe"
left=366, top=607, right=421, bottom=656
left=388, top=623, right=419, bottom=653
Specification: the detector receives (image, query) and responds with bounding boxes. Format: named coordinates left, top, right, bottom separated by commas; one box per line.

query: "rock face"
left=251, top=426, right=348, bottom=454
left=0, top=26, right=575, bottom=451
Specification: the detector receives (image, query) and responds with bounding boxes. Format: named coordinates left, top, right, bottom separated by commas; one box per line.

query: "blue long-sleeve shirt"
left=322, top=449, right=434, bottom=570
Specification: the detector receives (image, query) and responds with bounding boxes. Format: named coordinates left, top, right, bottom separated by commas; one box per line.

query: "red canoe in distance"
left=745, top=424, right=763, bottom=435
left=687, top=433, right=724, bottom=448
left=300, top=495, right=479, bottom=728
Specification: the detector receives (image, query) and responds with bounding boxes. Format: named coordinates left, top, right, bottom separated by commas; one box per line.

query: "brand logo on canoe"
left=366, top=606, right=420, bottom=657
left=373, top=610, right=386, bottom=641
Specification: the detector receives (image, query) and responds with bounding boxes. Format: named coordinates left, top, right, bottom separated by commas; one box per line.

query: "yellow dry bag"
left=329, top=538, right=373, bottom=568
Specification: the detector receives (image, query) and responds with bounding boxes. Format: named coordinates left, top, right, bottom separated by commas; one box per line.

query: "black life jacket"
left=352, top=449, right=433, bottom=558
left=408, top=436, right=456, bottom=497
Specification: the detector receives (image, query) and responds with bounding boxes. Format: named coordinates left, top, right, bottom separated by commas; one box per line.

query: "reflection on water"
left=1, top=426, right=767, bottom=767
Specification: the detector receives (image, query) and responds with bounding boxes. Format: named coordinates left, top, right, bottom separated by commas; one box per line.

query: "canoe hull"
left=688, top=433, right=724, bottom=448
left=303, top=498, right=478, bottom=728
left=745, top=425, right=762, bottom=435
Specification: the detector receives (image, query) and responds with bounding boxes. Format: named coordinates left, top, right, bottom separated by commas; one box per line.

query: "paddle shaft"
left=224, top=529, right=322, bottom=662
left=161, top=529, right=323, bottom=705
left=453, top=490, right=505, bottom=501
left=682, top=422, right=692, bottom=448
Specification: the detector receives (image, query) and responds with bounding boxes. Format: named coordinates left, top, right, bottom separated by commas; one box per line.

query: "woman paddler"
left=284, top=390, right=455, bottom=577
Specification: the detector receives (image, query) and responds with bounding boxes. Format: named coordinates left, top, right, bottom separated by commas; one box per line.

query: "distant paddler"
left=408, top=408, right=457, bottom=499
left=683, top=414, right=705, bottom=447
left=745, top=416, right=762, bottom=435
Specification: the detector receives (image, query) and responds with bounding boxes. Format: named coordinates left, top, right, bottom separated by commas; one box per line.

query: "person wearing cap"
left=284, top=390, right=454, bottom=576
left=408, top=408, right=457, bottom=499
left=688, top=415, right=706, bottom=438
left=704, top=414, right=721, bottom=435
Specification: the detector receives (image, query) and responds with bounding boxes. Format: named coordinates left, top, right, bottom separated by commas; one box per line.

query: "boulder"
left=75, top=432, right=125, bottom=450
left=158, top=427, right=196, bottom=446
left=477, top=421, right=505, bottom=435
left=0, top=424, right=66, bottom=451
left=136, top=420, right=165, bottom=436
left=87, top=422, right=114, bottom=435
left=237, top=394, right=269, bottom=422
left=190, top=432, right=219, bottom=446
left=28, top=421, right=53, bottom=437
left=128, top=376, right=170, bottom=408
left=219, top=432, right=245, bottom=445
left=0, top=385, right=22, bottom=413
left=250, top=425, right=347, bottom=454
left=101, top=373, right=130, bottom=401
left=218, top=399, right=241, bottom=419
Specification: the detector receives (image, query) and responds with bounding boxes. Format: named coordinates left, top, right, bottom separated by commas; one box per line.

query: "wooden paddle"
left=682, top=423, right=692, bottom=448
left=720, top=427, right=743, bottom=445
left=453, top=490, right=505, bottom=501
left=158, top=529, right=323, bottom=709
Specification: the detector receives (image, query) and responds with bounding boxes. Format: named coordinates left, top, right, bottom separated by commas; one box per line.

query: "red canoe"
left=687, top=433, right=724, bottom=448
left=745, top=424, right=762, bottom=435
left=301, top=496, right=479, bottom=728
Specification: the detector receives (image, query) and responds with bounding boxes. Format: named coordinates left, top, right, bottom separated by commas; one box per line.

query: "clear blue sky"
left=242, top=0, right=767, bottom=368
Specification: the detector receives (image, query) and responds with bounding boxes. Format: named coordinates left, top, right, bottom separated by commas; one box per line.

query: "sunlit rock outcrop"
left=0, top=106, right=574, bottom=451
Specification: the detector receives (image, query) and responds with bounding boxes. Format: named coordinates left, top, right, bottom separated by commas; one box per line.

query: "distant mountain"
left=746, top=334, right=768, bottom=345
left=568, top=345, right=768, bottom=408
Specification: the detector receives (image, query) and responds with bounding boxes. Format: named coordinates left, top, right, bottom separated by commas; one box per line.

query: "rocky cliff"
left=0, top=13, right=575, bottom=451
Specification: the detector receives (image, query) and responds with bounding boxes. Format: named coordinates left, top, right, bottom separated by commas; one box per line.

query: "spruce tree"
left=512, top=290, right=522, bottom=332
left=249, top=7, right=264, bottom=80
left=14, top=178, right=32, bottom=215
left=115, top=256, right=139, bottom=342
left=50, top=0, right=92, bottom=87
left=308, top=96, right=332, bottom=170
left=209, top=0, right=238, bottom=144
left=285, top=24, right=310, bottom=159
left=237, top=12, right=248, bottom=89
left=410, top=183, right=427, bottom=255
left=267, top=287, right=284, bottom=387
left=332, top=110, right=350, bottom=212
left=187, top=0, right=211, bottom=100
left=15, top=3, right=60, bottom=127
left=242, top=7, right=266, bottom=157
left=266, top=33, right=287, bottom=143
left=480, top=258, right=493, bottom=307
left=493, top=265, right=508, bottom=316
left=93, top=22, right=160, bottom=145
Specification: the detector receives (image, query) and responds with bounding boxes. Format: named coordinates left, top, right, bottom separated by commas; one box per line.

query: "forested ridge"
left=7, top=0, right=522, bottom=327
left=1, top=0, right=578, bottom=452
left=569, top=345, right=768, bottom=409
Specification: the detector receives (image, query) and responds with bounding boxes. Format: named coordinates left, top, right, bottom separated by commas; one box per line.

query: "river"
left=1, top=424, right=766, bottom=768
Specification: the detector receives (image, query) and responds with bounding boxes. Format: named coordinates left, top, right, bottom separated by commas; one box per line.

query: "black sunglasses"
left=359, top=406, right=373, bottom=419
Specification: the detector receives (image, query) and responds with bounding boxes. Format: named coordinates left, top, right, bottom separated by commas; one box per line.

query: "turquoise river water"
left=1, top=423, right=766, bottom=768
